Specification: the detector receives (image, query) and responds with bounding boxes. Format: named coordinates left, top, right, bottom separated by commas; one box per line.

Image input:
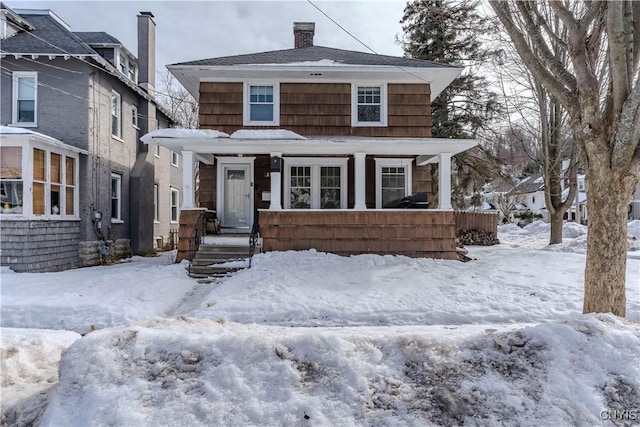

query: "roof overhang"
left=141, top=130, right=476, bottom=157
left=167, top=64, right=462, bottom=103
left=1, top=126, right=89, bottom=155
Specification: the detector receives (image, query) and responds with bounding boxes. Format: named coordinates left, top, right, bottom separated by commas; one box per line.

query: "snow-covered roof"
left=141, top=128, right=477, bottom=157
left=230, top=129, right=305, bottom=140
left=143, top=128, right=230, bottom=140
left=0, top=125, right=89, bottom=154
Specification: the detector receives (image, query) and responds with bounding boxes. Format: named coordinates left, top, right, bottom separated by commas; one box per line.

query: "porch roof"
left=0, top=126, right=89, bottom=155
left=140, top=128, right=477, bottom=158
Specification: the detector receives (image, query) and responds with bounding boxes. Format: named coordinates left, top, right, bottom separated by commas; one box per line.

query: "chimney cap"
left=293, top=22, right=315, bottom=31
left=139, top=11, right=154, bottom=17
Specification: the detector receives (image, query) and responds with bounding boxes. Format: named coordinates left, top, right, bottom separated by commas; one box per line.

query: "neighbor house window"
left=284, top=158, right=348, bottom=209
left=171, top=151, right=179, bottom=167
left=0, top=146, right=23, bottom=214
left=155, top=145, right=160, bottom=157
left=12, top=72, right=37, bottom=125
left=116, top=49, right=137, bottom=82
left=131, top=105, right=139, bottom=128
left=170, top=187, right=179, bottom=222
left=153, top=184, right=159, bottom=222
left=1, top=144, right=79, bottom=217
left=111, top=90, right=122, bottom=139
left=111, top=173, right=122, bottom=220
left=243, top=83, right=279, bottom=125
left=375, top=158, right=413, bottom=208
left=352, top=84, right=387, bottom=127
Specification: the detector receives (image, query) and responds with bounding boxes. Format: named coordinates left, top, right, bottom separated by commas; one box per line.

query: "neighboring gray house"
left=0, top=4, right=181, bottom=272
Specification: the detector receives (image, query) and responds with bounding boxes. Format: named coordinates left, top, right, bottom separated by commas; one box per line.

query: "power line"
left=306, top=0, right=434, bottom=84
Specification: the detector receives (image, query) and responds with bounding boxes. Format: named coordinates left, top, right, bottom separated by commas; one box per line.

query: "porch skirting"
left=259, top=210, right=458, bottom=259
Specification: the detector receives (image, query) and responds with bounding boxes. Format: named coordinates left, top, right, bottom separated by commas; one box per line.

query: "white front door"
left=221, top=164, right=252, bottom=228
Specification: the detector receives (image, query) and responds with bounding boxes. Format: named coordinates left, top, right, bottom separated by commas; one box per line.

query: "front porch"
left=141, top=128, right=497, bottom=262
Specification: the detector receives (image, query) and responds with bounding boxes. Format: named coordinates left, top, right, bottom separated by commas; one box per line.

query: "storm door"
left=221, top=164, right=252, bottom=228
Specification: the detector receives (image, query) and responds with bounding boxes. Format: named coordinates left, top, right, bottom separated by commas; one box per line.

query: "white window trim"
left=283, top=157, right=348, bottom=209
left=374, top=158, right=413, bottom=209
left=12, top=71, right=38, bottom=127
left=171, top=151, right=179, bottom=167
left=111, top=90, right=122, bottom=140
left=351, top=83, right=387, bottom=127
left=154, top=145, right=160, bottom=158
left=131, top=105, right=139, bottom=129
left=111, top=173, right=122, bottom=221
left=170, top=187, right=180, bottom=223
left=243, top=82, right=280, bottom=126
left=115, top=47, right=137, bottom=83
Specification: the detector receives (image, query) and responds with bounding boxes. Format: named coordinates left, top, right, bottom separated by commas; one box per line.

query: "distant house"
left=142, top=22, right=490, bottom=261
left=506, top=166, right=587, bottom=224
left=0, top=4, right=179, bottom=272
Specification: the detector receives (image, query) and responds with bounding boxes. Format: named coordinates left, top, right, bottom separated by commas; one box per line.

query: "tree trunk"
left=583, top=176, right=629, bottom=317
left=549, top=210, right=564, bottom=244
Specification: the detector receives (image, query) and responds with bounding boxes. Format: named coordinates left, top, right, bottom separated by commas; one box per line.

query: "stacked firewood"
left=456, top=228, right=500, bottom=247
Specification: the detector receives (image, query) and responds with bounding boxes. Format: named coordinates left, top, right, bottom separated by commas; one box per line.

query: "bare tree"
left=493, top=8, right=579, bottom=245
left=156, top=70, right=198, bottom=128
left=495, top=192, right=521, bottom=224
left=490, top=1, right=640, bottom=317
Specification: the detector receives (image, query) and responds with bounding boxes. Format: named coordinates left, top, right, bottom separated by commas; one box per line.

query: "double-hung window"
left=244, top=83, right=279, bottom=125
left=284, top=158, right=348, bottom=209
left=352, top=84, right=387, bottom=127
left=171, top=151, right=179, bottom=167
left=375, top=159, right=413, bottom=208
left=170, top=187, right=179, bottom=222
left=153, top=184, right=159, bottom=222
left=12, top=72, right=37, bottom=126
left=131, top=105, right=139, bottom=129
left=111, top=173, right=122, bottom=221
left=111, top=90, right=122, bottom=139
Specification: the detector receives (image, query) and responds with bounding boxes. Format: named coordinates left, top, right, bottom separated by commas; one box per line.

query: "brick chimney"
left=294, top=22, right=315, bottom=48
left=137, top=11, right=155, bottom=95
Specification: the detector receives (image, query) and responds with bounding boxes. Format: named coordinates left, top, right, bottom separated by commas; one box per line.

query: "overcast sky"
left=7, top=0, right=409, bottom=73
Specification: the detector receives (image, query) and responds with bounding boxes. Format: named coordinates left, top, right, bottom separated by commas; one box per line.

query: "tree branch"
left=490, top=1, right=578, bottom=113
left=607, top=2, right=631, bottom=114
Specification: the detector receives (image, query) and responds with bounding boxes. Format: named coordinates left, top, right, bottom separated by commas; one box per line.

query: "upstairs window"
left=352, top=84, right=387, bottom=127
left=131, top=105, right=139, bottom=129
left=171, top=151, right=179, bottom=167
left=243, top=83, right=279, bottom=125
left=116, top=49, right=137, bottom=82
left=111, top=90, right=122, bottom=139
left=12, top=72, right=37, bottom=126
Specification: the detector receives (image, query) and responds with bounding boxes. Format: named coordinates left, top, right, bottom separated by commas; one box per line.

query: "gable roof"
left=1, top=6, right=174, bottom=124
left=173, top=45, right=453, bottom=69
left=0, top=11, right=95, bottom=55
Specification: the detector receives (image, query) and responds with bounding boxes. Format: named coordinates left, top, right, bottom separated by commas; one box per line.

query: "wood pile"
left=456, top=228, right=500, bottom=246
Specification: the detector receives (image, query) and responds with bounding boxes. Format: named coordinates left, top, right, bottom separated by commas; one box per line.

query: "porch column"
left=182, top=150, right=195, bottom=209
left=354, top=152, right=367, bottom=210
left=438, top=153, right=452, bottom=210
left=269, top=152, right=282, bottom=210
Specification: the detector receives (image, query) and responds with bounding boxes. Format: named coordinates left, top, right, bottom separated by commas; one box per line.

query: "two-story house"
left=0, top=4, right=181, bottom=272
left=142, top=22, right=482, bottom=260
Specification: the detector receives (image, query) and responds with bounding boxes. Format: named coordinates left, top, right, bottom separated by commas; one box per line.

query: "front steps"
left=188, top=244, right=251, bottom=279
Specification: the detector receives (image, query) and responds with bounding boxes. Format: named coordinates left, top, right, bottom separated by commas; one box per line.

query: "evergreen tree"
left=400, top=0, right=501, bottom=202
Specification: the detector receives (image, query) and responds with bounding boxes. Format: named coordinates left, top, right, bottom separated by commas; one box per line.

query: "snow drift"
left=40, top=315, right=639, bottom=426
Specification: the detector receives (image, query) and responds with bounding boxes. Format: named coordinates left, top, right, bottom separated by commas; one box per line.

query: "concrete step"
left=196, top=245, right=250, bottom=255
left=188, top=265, right=243, bottom=277
left=191, top=258, right=248, bottom=266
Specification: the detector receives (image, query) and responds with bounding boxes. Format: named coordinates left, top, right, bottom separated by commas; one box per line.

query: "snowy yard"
left=1, top=221, right=639, bottom=426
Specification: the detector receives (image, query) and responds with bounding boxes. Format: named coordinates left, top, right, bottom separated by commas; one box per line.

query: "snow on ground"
left=0, top=251, right=193, bottom=335
left=1, top=221, right=639, bottom=425
left=1, top=328, right=80, bottom=426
